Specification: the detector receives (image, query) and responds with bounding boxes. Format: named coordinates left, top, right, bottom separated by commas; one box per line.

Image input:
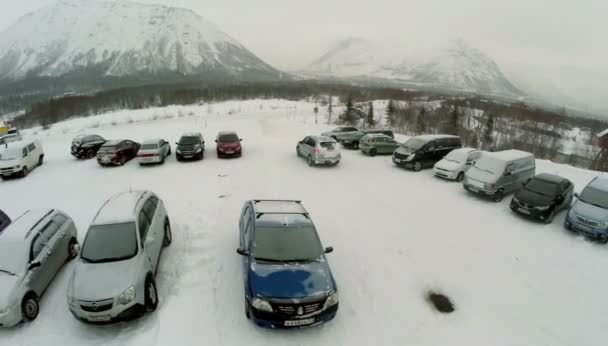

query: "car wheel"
left=87, top=150, right=96, bottom=159
left=168, top=148, right=172, bottom=155
left=544, top=209, right=555, bottom=224
left=68, top=238, right=79, bottom=261
left=119, top=156, right=127, bottom=166
left=353, top=141, right=359, bottom=150
left=38, top=155, right=44, bottom=166
left=145, top=277, right=158, bottom=312
left=412, top=161, right=422, bottom=172
left=22, top=294, right=39, bottom=321
left=308, top=156, right=314, bottom=167
left=245, top=301, right=251, bottom=319
left=457, top=172, right=465, bottom=182
left=21, top=167, right=29, bottom=177
left=493, top=190, right=505, bottom=202
left=163, top=219, right=172, bottom=247
left=369, top=148, right=377, bottom=157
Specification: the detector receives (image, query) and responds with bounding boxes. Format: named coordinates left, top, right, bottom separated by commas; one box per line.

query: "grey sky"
left=2, top=0, right=607, bottom=110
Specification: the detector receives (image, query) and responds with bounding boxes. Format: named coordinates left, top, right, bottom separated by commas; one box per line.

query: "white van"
left=0, top=139, right=45, bottom=179
left=463, top=149, right=535, bottom=202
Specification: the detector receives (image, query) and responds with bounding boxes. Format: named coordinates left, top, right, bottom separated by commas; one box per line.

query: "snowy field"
left=1, top=99, right=607, bottom=346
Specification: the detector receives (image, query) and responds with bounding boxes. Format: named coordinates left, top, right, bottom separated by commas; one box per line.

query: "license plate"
left=575, top=224, right=593, bottom=233
left=469, top=180, right=485, bottom=189
left=183, top=155, right=193, bottom=158
left=226, top=151, right=234, bottom=154
left=518, top=208, right=531, bottom=215
left=88, top=315, right=111, bottom=322
left=468, top=186, right=479, bottom=193
left=284, top=318, right=315, bottom=327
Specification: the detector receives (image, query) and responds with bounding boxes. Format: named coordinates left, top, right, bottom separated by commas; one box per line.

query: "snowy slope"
left=0, top=99, right=607, bottom=346
left=0, top=0, right=278, bottom=80
left=304, top=39, right=523, bottom=97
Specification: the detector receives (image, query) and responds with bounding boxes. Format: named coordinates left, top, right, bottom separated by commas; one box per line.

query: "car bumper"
left=69, top=300, right=142, bottom=324
left=0, top=167, right=20, bottom=177
left=137, top=156, right=162, bottom=164
left=510, top=201, right=552, bottom=221
left=433, top=168, right=458, bottom=180
left=314, top=156, right=340, bottom=165
left=217, top=149, right=242, bottom=157
left=249, top=303, right=338, bottom=329
left=392, top=156, right=413, bottom=167
left=0, top=305, right=22, bottom=327
left=564, top=215, right=608, bottom=240
left=463, top=183, right=497, bottom=196
left=176, top=152, right=202, bottom=160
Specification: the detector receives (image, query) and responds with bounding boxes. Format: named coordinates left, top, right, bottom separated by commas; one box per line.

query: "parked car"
left=71, top=134, right=106, bottom=159
left=510, top=173, right=574, bottom=224
left=321, top=127, right=394, bottom=149
left=67, top=191, right=172, bottom=323
left=564, top=177, right=608, bottom=243
left=296, top=136, right=341, bottom=166
left=215, top=131, right=243, bottom=158
left=176, top=132, right=205, bottom=161
left=137, top=139, right=171, bottom=165
left=433, top=148, right=483, bottom=182
left=363, top=129, right=394, bottom=138
left=96, top=140, right=140, bottom=166
left=0, top=209, right=10, bottom=233
left=359, top=134, right=400, bottom=156
left=0, top=139, right=44, bottom=179
left=0, top=209, right=79, bottom=327
left=392, top=135, right=462, bottom=171
left=236, top=200, right=338, bottom=328
left=463, top=150, right=536, bottom=202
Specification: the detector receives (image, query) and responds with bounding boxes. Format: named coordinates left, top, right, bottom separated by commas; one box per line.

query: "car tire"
left=168, top=148, right=172, bottom=155
left=67, top=238, right=79, bottom=261
left=145, top=277, right=158, bottom=312
left=38, top=155, right=44, bottom=166
left=412, top=161, right=422, bottom=172
left=369, top=148, right=377, bottom=157
left=308, top=156, right=314, bottom=167
left=457, top=172, right=465, bottom=182
left=493, top=190, right=505, bottom=202
left=86, top=150, right=96, bottom=159
left=163, top=219, right=172, bottom=247
left=21, top=167, right=29, bottom=177
left=22, top=293, right=39, bottom=321
left=245, top=301, right=251, bottom=319
left=353, top=141, right=360, bottom=150
left=119, top=156, right=127, bottom=166
left=544, top=209, right=555, bottom=224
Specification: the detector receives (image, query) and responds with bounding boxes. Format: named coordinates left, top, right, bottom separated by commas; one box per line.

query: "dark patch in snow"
left=426, top=291, right=455, bottom=313
left=217, top=174, right=228, bottom=178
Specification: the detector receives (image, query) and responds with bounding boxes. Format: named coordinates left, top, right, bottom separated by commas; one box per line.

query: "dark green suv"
left=359, top=134, right=400, bottom=156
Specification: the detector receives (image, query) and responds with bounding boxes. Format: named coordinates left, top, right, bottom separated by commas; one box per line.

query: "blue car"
left=564, top=177, right=608, bottom=243
left=236, top=200, right=339, bottom=328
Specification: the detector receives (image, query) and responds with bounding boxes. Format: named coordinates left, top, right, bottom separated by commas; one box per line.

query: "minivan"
left=0, top=139, right=44, bottom=179
left=564, top=177, right=608, bottom=243
left=392, top=135, right=462, bottom=171
left=463, top=150, right=536, bottom=202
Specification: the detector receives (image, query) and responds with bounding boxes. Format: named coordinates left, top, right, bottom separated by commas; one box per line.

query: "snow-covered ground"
left=1, top=99, right=607, bottom=346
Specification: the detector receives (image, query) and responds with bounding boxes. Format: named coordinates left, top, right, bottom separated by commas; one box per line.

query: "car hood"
left=515, top=188, right=554, bottom=207
left=435, top=159, right=462, bottom=172
left=249, top=260, right=335, bottom=299
left=321, top=131, right=334, bottom=137
left=572, top=200, right=608, bottom=223
left=218, top=142, right=241, bottom=148
left=0, top=159, right=21, bottom=168
left=72, top=257, right=140, bottom=300
left=465, top=166, right=497, bottom=184
left=394, top=147, right=415, bottom=156
left=0, top=274, right=19, bottom=309
left=177, top=144, right=200, bottom=151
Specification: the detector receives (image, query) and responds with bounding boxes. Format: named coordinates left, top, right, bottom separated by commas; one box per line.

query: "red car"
left=96, top=139, right=141, bottom=166
left=215, top=131, right=242, bottom=158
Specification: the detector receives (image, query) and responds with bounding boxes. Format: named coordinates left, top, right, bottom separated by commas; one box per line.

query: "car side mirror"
left=236, top=248, right=249, bottom=256
left=574, top=192, right=579, bottom=199
left=215, top=140, right=218, bottom=143
left=202, top=141, right=205, bottom=145
left=175, top=142, right=179, bottom=145
left=505, top=171, right=513, bottom=176
left=240, top=139, right=243, bottom=142
left=28, top=261, right=41, bottom=270
left=324, top=246, right=334, bottom=254
left=556, top=195, right=564, bottom=202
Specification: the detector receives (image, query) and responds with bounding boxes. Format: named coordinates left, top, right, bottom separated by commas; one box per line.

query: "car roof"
left=92, top=191, right=147, bottom=225
left=589, top=177, right=608, bottom=191
left=414, top=134, right=460, bottom=141
left=451, top=147, right=479, bottom=154
left=535, top=173, right=566, bottom=184
left=102, top=139, right=125, bottom=146
left=0, top=209, right=55, bottom=243
left=310, top=135, right=335, bottom=142
left=181, top=132, right=202, bottom=137
left=141, top=138, right=162, bottom=145
left=489, top=149, right=534, bottom=161
left=0, top=139, right=37, bottom=150
left=218, top=131, right=237, bottom=136
left=250, top=200, right=312, bottom=228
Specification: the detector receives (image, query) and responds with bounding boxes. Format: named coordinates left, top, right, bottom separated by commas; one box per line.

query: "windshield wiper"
left=254, top=257, right=285, bottom=263
left=286, top=258, right=320, bottom=263
left=0, top=268, right=16, bottom=276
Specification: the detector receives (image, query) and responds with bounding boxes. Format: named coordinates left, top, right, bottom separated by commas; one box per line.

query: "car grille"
left=79, top=298, right=114, bottom=312
left=577, top=216, right=599, bottom=227
left=0, top=167, right=16, bottom=173
left=271, top=300, right=325, bottom=317
left=393, top=152, right=409, bottom=160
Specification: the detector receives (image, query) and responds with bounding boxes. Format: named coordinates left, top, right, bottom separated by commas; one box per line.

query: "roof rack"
left=253, top=199, right=302, bottom=204
left=256, top=212, right=309, bottom=219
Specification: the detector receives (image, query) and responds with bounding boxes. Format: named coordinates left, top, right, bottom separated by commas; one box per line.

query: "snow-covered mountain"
left=305, top=38, right=523, bottom=97
left=0, top=0, right=279, bottom=82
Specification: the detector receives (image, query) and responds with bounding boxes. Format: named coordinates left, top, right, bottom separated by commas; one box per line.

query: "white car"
left=67, top=191, right=172, bottom=323
left=0, top=139, right=44, bottom=179
left=433, top=147, right=483, bottom=182
left=137, top=139, right=171, bottom=165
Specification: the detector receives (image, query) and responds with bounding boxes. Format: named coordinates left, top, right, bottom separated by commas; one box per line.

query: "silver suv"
left=296, top=136, right=341, bottom=166
left=67, top=191, right=172, bottom=323
left=0, top=210, right=79, bottom=327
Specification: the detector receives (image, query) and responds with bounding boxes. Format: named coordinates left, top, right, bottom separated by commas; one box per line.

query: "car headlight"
left=117, top=286, right=136, bottom=305
left=176, top=149, right=182, bottom=154
left=568, top=209, right=576, bottom=219
left=603, top=221, right=608, bottom=229
left=484, top=183, right=495, bottom=190
left=194, top=147, right=202, bottom=153
left=406, top=154, right=415, bottom=161
left=534, top=205, right=551, bottom=211
left=251, top=298, right=273, bottom=312
left=512, top=196, right=519, bottom=203
left=324, top=291, right=339, bottom=309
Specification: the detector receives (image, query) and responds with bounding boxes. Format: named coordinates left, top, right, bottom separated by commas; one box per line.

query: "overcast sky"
left=2, top=0, right=607, bottom=110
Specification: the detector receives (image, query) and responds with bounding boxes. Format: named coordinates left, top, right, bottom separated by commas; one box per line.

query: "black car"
left=392, top=135, right=462, bottom=171
left=176, top=132, right=205, bottom=161
left=510, top=173, right=574, bottom=224
left=0, top=209, right=10, bottom=233
left=71, top=134, right=106, bottom=159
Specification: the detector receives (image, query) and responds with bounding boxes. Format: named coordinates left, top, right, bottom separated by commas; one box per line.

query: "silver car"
left=297, top=136, right=341, bottom=166
left=0, top=209, right=79, bottom=327
left=67, top=191, right=172, bottom=323
left=137, top=138, right=171, bottom=165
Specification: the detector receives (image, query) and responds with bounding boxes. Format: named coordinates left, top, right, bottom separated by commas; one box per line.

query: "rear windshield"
left=218, top=134, right=239, bottom=142
left=81, top=223, right=138, bottom=263
left=179, top=136, right=200, bottom=145
left=320, top=142, right=335, bottom=150
left=141, top=143, right=159, bottom=150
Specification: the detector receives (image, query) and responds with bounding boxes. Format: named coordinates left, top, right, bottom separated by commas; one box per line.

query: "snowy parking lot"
left=1, top=100, right=607, bottom=346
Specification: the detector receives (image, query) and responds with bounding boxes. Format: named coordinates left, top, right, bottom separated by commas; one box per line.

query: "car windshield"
left=141, top=143, right=159, bottom=150
left=444, top=150, right=470, bottom=164
left=473, top=156, right=504, bottom=175
left=81, top=222, right=138, bottom=263
left=525, top=179, right=558, bottom=196
left=579, top=186, right=608, bottom=209
left=402, top=138, right=426, bottom=150
left=320, top=142, right=335, bottom=150
left=179, top=136, right=200, bottom=145
left=72, top=135, right=87, bottom=144
left=252, top=227, right=324, bottom=262
left=218, top=134, right=239, bottom=142
left=0, top=147, right=21, bottom=160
